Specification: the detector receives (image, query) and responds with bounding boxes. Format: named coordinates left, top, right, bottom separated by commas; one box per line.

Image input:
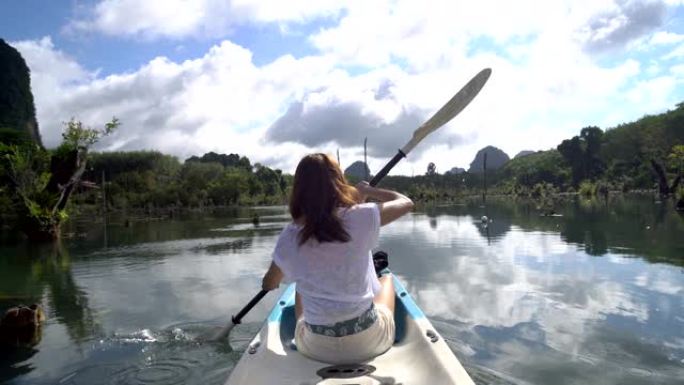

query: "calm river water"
left=1, top=196, right=683, bottom=385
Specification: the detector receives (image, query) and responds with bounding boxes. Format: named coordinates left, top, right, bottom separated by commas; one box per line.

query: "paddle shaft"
left=232, top=289, right=268, bottom=325
left=369, top=150, right=405, bottom=187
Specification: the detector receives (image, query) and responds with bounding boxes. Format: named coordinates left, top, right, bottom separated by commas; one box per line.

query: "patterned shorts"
left=295, top=304, right=395, bottom=364
left=305, top=304, right=377, bottom=337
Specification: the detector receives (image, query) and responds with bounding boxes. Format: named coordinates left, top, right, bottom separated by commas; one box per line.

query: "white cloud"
left=11, top=0, right=684, bottom=174
left=664, top=43, right=684, bottom=59
left=66, top=0, right=345, bottom=39
left=649, top=31, right=684, bottom=44
left=672, top=64, right=684, bottom=75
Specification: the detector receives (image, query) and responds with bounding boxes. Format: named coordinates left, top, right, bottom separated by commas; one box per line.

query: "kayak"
left=224, top=273, right=475, bottom=385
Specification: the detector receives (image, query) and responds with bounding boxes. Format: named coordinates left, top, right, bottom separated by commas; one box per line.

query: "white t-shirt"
left=272, top=203, right=382, bottom=326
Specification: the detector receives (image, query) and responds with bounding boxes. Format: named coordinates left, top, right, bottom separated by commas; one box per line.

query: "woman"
left=261, top=153, right=414, bottom=364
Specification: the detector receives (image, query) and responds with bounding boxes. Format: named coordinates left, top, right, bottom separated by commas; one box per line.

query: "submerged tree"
left=1, top=118, right=119, bottom=240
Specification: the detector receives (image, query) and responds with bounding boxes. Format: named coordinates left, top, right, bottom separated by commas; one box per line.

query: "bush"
left=578, top=181, right=596, bottom=198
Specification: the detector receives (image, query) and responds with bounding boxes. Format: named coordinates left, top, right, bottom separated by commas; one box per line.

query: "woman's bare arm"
left=262, top=261, right=284, bottom=291
left=356, top=181, right=414, bottom=226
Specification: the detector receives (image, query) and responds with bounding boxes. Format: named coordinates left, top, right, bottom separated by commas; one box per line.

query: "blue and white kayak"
left=225, top=274, right=475, bottom=385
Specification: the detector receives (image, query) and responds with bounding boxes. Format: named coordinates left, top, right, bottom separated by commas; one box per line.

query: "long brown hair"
left=289, top=153, right=359, bottom=245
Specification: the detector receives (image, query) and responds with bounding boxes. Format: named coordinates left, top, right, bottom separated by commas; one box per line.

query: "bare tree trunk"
left=651, top=159, right=672, bottom=197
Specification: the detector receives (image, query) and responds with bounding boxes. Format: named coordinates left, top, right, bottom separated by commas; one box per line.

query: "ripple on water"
left=57, top=322, right=251, bottom=385
left=58, top=364, right=131, bottom=385
left=110, top=358, right=201, bottom=385
left=467, top=365, right=527, bottom=385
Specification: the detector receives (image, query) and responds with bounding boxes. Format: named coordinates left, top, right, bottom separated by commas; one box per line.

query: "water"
left=1, top=197, right=683, bottom=385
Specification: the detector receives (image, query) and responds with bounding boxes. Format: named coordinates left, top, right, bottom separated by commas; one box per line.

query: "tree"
left=557, top=126, right=605, bottom=186
left=1, top=118, right=118, bottom=240
left=668, top=145, right=684, bottom=177
left=426, top=162, right=437, bottom=176
left=580, top=126, right=604, bottom=179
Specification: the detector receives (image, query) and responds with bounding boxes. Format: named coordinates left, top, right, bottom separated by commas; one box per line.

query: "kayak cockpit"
left=276, top=276, right=418, bottom=347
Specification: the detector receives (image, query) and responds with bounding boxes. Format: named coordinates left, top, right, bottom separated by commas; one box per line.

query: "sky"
left=2, top=0, right=684, bottom=175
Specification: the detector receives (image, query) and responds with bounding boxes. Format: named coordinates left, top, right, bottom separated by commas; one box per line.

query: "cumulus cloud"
left=648, top=31, right=684, bottom=45
left=10, top=0, right=684, bottom=173
left=12, top=38, right=337, bottom=162
left=579, top=0, right=667, bottom=52
left=265, top=92, right=469, bottom=157
left=66, top=0, right=345, bottom=39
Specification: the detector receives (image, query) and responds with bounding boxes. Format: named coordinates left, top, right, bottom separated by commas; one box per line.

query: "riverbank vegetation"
left=1, top=37, right=682, bottom=241
left=74, top=151, right=289, bottom=211
left=2, top=102, right=682, bottom=240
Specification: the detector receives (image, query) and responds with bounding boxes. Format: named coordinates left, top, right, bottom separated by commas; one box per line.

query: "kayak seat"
left=279, top=304, right=297, bottom=347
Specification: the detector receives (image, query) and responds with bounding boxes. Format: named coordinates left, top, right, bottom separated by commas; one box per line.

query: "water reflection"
left=1, top=200, right=683, bottom=385
left=438, top=197, right=684, bottom=266
left=384, top=198, right=684, bottom=384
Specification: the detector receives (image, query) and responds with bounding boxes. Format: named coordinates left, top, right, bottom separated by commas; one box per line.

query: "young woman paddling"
left=261, top=153, right=414, bottom=364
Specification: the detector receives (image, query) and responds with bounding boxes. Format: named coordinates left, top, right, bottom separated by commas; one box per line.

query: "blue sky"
left=0, top=0, right=333, bottom=73
left=2, top=0, right=684, bottom=173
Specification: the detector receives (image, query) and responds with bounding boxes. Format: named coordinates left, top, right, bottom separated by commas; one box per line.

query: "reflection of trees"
left=561, top=200, right=608, bottom=256
left=1, top=241, right=101, bottom=344
left=476, top=218, right=512, bottom=242
left=40, top=242, right=101, bottom=342
left=475, top=196, right=684, bottom=267
left=0, top=346, right=38, bottom=382
left=424, top=201, right=514, bottom=242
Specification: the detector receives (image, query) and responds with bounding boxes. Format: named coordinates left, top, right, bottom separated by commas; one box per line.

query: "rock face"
left=344, top=161, right=370, bottom=180
left=445, top=167, right=465, bottom=175
left=468, top=146, right=510, bottom=173
left=0, top=39, right=42, bottom=146
left=514, top=150, right=535, bottom=159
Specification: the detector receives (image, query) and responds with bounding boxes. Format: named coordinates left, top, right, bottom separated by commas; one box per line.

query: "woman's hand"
left=355, top=181, right=371, bottom=202
left=262, top=278, right=279, bottom=291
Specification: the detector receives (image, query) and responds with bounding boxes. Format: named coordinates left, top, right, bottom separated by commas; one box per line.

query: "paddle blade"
left=402, top=68, right=491, bottom=154
left=210, top=322, right=236, bottom=342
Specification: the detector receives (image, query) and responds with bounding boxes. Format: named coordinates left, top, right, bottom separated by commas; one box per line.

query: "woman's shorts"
left=294, top=304, right=395, bottom=364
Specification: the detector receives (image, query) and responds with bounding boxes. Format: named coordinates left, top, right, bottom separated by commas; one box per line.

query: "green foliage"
left=0, top=185, right=14, bottom=226
left=602, top=103, right=684, bottom=188
left=0, top=126, right=33, bottom=146
left=502, top=150, right=570, bottom=189
left=0, top=118, right=119, bottom=239
left=0, top=143, right=61, bottom=233
left=668, top=145, right=684, bottom=175
left=578, top=181, right=596, bottom=198
left=77, top=151, right=287, bottom=210
left=57, top=117, right=120, bottom=155
left=494, top=103, right=684, bottom=193
left=557, top=126, right=604, bottom=186
left=186, top=151, right=252, bottom=171
left=1, top=143, right=52, bottom=204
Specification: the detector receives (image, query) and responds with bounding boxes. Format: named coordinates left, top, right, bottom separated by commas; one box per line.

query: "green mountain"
left=0, top=39, right=41, bottom=146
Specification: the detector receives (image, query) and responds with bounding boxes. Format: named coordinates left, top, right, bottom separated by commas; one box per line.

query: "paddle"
left=211, top=67, right=492, bottom=343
